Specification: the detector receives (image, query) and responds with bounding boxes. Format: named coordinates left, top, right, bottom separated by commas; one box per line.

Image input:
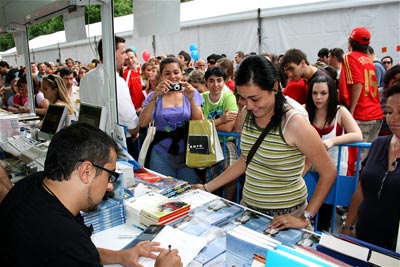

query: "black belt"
left=245, top=200, right=306, bottom=216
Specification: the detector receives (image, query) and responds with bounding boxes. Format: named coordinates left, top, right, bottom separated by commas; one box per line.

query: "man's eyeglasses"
left=382, top=61, right=392, bottom=65
left=208, top=61, right=216, bottom=65
left=79, top=160, right=120, bottom=183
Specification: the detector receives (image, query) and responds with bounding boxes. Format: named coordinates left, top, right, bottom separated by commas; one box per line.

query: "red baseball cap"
left=349, top=27, right=371, bottom=44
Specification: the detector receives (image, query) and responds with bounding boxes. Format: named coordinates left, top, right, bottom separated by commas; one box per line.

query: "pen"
left=118, top=234, right=134, bottom=239
left=168, top=244, right=171, bottom=252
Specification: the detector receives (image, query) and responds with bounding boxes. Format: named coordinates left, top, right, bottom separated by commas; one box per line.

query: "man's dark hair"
left=205, top=66, right=227, bottom=81
left=206, top=54, right=222, bottom=64
left=235, top=51, right=244, bottom=58
left=318, top=48, right=329, bottom=58
left=98, top=36, right=126, bottom=62
left=349, top=39, right=368, bottom=53
left=280, top=49, right=309, bottom=69
left=59, top=67, right=73, bottom=77
left=329, top=48, right=344, bottom=63
left=44, top=123, right=120, bottom=182
left=0, top=61, right=9, bottom=69
left=178, top=50, right=191, bottom=66
left=65, top=58, right=73, bottom=64
left=44, top=62, right=52, bottom=68
left=381, top=55, right=393, bottom=64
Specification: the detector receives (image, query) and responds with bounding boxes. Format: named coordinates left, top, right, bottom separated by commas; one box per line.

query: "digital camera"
left=170, top=83, right=182, bottom=91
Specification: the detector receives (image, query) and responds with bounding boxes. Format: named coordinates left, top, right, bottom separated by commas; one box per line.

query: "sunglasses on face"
left=382, top=61, right=392, bottom=65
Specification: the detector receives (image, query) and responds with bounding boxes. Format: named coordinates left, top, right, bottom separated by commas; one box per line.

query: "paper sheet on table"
left=91, top=223, right=143, bottom=251
left=139, top=225, right=207, bottom=267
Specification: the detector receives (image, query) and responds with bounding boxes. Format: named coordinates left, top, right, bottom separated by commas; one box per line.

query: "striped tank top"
left=241, top=112, right=308, bottom=210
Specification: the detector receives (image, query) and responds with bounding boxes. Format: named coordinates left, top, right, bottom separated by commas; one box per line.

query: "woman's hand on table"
left=269, top=214, right=310, bottom=230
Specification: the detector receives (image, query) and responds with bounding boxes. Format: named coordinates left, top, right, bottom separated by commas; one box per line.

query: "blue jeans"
left=149, top=150, right=199, bottom=184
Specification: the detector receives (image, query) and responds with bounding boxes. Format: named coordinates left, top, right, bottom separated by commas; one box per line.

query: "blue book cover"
left=193, top=226, right=226, bottom=266
left=83, top=204, right=125, bottom=221
left=190, top=198, right=244, bottom=226
left=218, top=209, right=271, bottom=232
left=171, top=215, right=212, bottom=236
left=272, top=227, right=305, bottom=246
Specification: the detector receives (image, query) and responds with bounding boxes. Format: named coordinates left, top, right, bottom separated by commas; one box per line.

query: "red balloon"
left=142, top=50, right=151, bottom=62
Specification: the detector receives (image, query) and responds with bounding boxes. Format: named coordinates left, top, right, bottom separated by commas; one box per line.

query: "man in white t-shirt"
left=60, top=67, right=80, bottom=114
left=80, top=36, right=139, bottom=144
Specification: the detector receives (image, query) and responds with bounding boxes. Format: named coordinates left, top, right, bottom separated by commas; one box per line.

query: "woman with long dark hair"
left=195, top=55, right=337, bottom=230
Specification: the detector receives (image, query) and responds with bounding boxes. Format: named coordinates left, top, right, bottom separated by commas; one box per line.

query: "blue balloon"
left=189, top=43, right=198, bottom=52
left=191, top=50, right=199, bottom=60
left=129, top=46, right=137, bottom=52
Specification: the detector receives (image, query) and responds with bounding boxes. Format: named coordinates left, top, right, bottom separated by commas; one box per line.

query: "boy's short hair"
left=204, top=66, right=226, bottom=81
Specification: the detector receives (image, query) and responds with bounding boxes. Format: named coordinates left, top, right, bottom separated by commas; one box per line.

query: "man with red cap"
left=339, top=27, right=383, bottom=173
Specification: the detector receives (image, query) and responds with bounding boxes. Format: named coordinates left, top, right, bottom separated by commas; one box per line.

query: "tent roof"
left=1, top=0, right=397, bottom=54
left=1, top=0, right=329, bottom=53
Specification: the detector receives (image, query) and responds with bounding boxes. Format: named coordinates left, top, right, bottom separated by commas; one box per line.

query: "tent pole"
left=257, top=8, right=262, bottom=55
left=152, top=34, right=156, bottom=57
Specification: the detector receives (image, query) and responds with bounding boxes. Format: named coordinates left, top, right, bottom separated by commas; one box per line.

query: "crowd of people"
left=1, top=25, right=400, bottom=266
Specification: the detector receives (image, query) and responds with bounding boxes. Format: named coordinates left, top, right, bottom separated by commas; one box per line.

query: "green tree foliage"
left=0, top=34, right=13, bottom=52
left=0, top=0, right=133, bottom=52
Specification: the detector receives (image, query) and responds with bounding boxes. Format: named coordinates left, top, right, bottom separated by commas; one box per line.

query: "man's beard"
left=85, top=183, right=102, bottom=212
left=86, top=195, right=99, bottom=212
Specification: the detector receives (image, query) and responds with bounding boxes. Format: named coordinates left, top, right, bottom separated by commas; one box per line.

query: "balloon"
left=142, top=50, right=151, bottom=62
left=189, top=43, right=198, bottom=52
left=129, top=46, right=137, bottom=52
left=191, top=50, right=199, bottom=60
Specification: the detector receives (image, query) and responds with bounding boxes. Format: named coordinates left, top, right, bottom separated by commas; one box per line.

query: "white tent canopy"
left=1, top=0, right=399, bottom=66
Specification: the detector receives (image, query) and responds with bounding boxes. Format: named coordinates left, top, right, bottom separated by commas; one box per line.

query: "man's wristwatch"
left=301, top=210, right=313, bottom=221
left=341, top=222, right=355, bottom=230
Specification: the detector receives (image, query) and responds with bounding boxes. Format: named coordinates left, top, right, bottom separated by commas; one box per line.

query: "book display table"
left=90, top=164, right=400, bottom=267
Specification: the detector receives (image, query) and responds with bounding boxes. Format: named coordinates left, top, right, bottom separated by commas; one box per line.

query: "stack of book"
left=134, top=169, right=191, bottom=197
left=140, top=199, right=191, bottom=227
left=225, top=225, right=280, bottom=267
left=316, top=233, right=400, bottom=267
left=125, top=192, right=168, bottom=227
left=81, top=198, right=126, bottom=234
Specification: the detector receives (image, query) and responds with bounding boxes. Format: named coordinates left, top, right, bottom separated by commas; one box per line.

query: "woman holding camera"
left=139, top=57, right=204, bottom=184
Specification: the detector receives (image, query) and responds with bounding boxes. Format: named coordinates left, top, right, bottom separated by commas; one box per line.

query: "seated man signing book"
left=0, top=123, right=182, bottom=267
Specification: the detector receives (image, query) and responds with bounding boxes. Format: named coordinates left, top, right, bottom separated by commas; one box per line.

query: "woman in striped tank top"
left=194, top=55, right=337, bottom=231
